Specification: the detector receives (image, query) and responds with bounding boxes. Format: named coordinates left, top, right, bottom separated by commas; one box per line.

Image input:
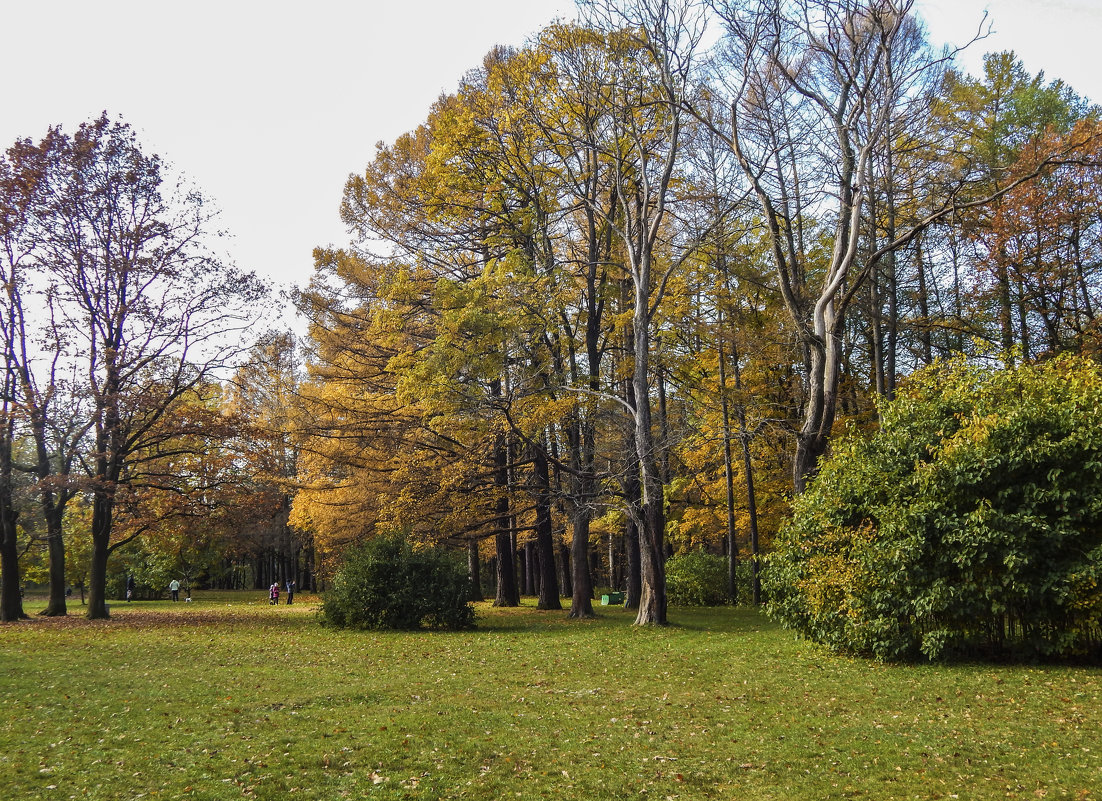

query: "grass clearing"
left=1, top=592, right=1099, bottom=800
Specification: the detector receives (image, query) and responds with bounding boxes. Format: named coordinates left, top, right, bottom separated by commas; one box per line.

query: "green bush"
left=322, top=535, right=475, bottom=630
left=666, top=550, right=729, bottom=606
left=766, top=354, right=1102, bottom=662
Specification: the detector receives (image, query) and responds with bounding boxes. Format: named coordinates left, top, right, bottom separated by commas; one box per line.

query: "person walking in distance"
left=285, top=579, right=295, bottom=605
left=169, top=578, right=180, bottom=602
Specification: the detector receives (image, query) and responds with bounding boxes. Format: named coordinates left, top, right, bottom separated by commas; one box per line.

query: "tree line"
left=4, top=0, right=1101, bottom=622
left=291, top=0, right=1102, bottom=624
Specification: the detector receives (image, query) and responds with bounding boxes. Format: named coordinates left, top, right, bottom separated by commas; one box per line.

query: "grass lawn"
left=1, top=592, right=1099, bottom=800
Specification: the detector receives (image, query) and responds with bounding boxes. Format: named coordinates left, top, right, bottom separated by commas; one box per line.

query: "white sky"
left=3, top=0, right=1100, bottom=299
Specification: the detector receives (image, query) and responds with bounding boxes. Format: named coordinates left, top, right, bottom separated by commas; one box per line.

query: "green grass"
left=1, top=592, right=1099, bottom=800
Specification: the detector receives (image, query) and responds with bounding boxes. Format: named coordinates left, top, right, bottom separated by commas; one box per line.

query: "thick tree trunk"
left=568, top=504, right=595, bottom=618
left=0, top=509, right=26, bottom=622
left=793, top=333, right=838, bottom=494
left=635, top=492, right=667, bottom=625
left=493, top=531, right=518, bottom=607
left=0, top=411, right=27, bottom=621
left=87, top=491, right=112, bottom=619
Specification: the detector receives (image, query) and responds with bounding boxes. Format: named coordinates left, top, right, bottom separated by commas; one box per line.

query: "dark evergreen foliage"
left=323, top=535, right=475, bottom=630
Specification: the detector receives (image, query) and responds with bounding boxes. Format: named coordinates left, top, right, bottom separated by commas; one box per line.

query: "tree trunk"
left=717, top=325, right=739, bottom=604
left=569, top=504, right=595, bottom=618
left=632, top=286, right=667, bottom=625
left=87, top=492, right=112, bottom=619
left=39, top=508, right=68, bottom=616
left=623, top=515, right=641, bottom=610
left=533, top=447, right=561, bottom=610
left=0, top=403, right=27, bottom=621
left=468, top=538, right=484, bottom=602
left=727, top=332, right=762, bottom=606
left=559, top=543, right=573, bottom=600
left=915, top=234, right=933, bottom=365
left=493, top=529, right=518, bottom=607
left=491, top=386, right=518, bottom=607
left=792, top=332, right=837, bottom=494
left=0, top=503, right=25, bottom=621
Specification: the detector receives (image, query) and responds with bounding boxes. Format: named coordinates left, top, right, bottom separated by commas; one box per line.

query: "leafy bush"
left=666, top=550, right=729, bottom=606
left=766, top=354, right=1102, bottom=662
left=323, top=535, right=475, bottom=630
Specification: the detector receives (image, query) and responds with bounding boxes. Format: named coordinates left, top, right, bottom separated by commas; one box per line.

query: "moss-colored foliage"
left=766, top=354, right=1102, bottom=661
left=323, top=535, right=475, bottom=630
left=666, top=551, right=729, bottom=606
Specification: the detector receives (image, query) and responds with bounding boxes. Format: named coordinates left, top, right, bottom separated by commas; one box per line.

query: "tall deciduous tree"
left=27, top=114, right=262, bottom=618
left=581, top=0, right=709, bottom=625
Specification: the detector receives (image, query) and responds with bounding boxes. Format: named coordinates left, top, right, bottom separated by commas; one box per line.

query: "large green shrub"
left=766, top=354, right=1102, bottom=661
left=666, top=551, right=729, bottom=606
left=323, top=535, right=475, bottom=630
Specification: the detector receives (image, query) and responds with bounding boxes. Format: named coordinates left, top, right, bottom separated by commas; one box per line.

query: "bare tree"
left=581, top=0, right=710, bottom=624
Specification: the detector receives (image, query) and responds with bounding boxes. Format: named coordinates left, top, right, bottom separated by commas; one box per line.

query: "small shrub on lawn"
left=666, top=550, right=729, bottom=606
left=322, top=534, right=475, bottom=630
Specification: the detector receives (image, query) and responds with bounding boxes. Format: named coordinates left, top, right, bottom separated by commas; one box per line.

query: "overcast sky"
left=3, top=0, right=1100, bottom=298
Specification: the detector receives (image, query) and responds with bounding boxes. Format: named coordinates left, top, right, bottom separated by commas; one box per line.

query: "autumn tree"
left=24, top=114, right=263, bottom=618
left=577, top=0, right=712, bottom=625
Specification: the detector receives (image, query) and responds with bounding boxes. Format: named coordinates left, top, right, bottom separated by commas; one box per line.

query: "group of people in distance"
left=269, top=579, right=296, bottom=605
left=125, top=575, right=187, bottom=602
left=121, top=575, right=297, bottom=604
